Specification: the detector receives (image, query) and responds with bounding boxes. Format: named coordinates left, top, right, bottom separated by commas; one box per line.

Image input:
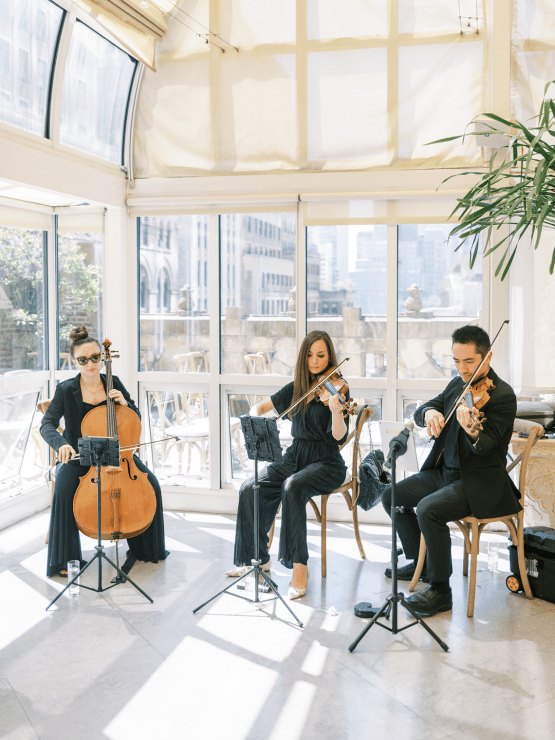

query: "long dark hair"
left=69, top=326, right=101, bottom=358
left=289, top=330, right=338, bottom=416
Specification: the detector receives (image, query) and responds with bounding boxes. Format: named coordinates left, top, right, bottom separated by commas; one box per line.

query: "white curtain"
left=133, top=0, right=489, bottom=177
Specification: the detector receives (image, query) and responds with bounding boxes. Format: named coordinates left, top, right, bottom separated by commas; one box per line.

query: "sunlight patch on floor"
left=267, top=680, right=316, bottom=740
left=0, top=570, right=50, bottom=651
left=0, top=513, right=50, bottom=553
left=104, top=636, right=278, bottom=740
left=163, top=536, right=200, bottom=553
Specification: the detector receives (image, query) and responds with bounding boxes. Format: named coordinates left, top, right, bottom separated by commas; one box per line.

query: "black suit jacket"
left=40, top=374, right=139, bottom=454
left=414, top=368, right=521, bottom=519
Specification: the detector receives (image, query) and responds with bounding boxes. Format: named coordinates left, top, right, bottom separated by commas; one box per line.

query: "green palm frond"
left=428, top=80, right=555, bottom=279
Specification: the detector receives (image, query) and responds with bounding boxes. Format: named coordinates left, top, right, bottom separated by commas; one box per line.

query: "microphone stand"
left=348, top=430, right=449, bottom=653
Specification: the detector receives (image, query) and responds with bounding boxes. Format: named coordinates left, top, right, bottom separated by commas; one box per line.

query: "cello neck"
left=102, top=339, right=118, bottom=440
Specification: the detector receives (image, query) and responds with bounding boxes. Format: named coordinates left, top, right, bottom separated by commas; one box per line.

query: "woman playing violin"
left=40, top=326, right=168, bottom=578
left=226, top=330, right=349, bottom=599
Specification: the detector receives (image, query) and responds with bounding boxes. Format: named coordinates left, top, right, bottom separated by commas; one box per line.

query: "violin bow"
left=276, top=357, right=350, bottom=421
left=49, top=436, right=180, bottom=468
left=439, top=319, right=509, bottom=432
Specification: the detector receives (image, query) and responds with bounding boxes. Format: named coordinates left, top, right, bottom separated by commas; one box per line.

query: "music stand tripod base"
left=192, top=415, right=303, bottom=628
left=46, top=436, right=153, bottom=611
left=348, top=444, right=448, bottom=653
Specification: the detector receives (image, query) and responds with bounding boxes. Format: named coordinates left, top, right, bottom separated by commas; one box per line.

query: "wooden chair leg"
left=321, top=495, right=328, bottom=578
left=409, top=534, right=427, bottom=592
left=507, top=517, right=533, bottom=600
left=351, top=498, right=366, bottom=560
left=463, top=522, right=470, bottom=576
left=467, top=522, right=480, bottom=618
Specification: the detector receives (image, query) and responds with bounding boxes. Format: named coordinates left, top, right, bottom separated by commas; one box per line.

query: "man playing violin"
left=382, top=325, right=520, bottom=616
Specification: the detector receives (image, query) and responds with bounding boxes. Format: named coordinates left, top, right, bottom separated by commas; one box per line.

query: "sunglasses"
left=75, top=353, right=102, bottom=366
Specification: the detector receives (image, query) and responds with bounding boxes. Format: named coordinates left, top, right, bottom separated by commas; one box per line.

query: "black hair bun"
left=69, top=326, right=88, bottom=342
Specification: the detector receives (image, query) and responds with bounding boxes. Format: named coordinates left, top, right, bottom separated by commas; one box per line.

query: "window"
left=0, top=0, right=64, bottom=137
left=0, top=225, right=47, bottom=371
left=138, top=215, right=209, bottom=372
left=57, top=228, right=103, bottom=369
left=397, top=225, right=483, bottom=380
left=307, top=225, right=387, bottom=377
left=60, top=21, right=137, bottom=164
left=220, top=213, right=296, bottom=375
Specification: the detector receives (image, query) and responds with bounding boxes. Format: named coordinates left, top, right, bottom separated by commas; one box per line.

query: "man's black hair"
left=451, top=325, right=490, bottom=359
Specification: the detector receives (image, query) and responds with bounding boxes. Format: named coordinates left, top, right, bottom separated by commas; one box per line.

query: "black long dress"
left=41, top=375, right=168, bottom=577
left=233, top=381, right=349, bottom=570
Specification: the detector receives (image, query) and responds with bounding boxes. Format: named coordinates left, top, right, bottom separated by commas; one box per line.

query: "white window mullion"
left=209, top=213, right=221, bottom=490
left=385, top=223, right=398, bottom=421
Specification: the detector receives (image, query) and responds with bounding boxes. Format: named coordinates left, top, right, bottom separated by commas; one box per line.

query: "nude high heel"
left=288, top=567, right=309, bottom=600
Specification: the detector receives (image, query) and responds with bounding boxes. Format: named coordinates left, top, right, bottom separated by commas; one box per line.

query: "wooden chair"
left=268, top=405, right=372, bottom=577
left=408, top=418, right=544, bottom=617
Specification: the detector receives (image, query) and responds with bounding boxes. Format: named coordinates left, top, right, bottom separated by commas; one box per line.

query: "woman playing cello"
left=41, top=326, right=168, bottom=577
left=226, top=330, right=349, bottom=599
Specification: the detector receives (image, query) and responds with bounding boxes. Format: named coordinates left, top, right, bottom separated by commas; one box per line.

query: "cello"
left=73, top=339, right=157, bottom=540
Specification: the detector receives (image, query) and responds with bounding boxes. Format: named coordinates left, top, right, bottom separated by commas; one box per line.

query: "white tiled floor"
left=1, top=510, right=554, bottom=740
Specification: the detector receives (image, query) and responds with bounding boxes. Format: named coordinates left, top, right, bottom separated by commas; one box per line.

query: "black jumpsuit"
left=41, top=374, right=168, bottom=577
left=233, top=381, right=348, bottom=570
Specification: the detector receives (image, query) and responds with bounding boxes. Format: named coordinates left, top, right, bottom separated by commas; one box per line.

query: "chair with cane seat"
left=268, top=405, right=372, bottom=577
left=408, top=418, right=544, bottom=617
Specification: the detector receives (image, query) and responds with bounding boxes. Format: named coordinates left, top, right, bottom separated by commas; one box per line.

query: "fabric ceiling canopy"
left=133, top=0, right=490, bottom=177
left=73, top=0, right=170, bottom=70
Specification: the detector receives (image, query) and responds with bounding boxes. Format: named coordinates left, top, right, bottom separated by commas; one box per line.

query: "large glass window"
left=147, top=389, right=210, bottom=483
left=139, top=215, right=209, bottom=372
left=0, top=0, right=63, bottom=136
left=0, top=226, right=47, bottom=371
left=59, top=21, right=136, bottom=164
left=307, top=225, right=388, bottom=378
left=397, top=224, right=483, bottom=380
left=137, top=210, right=488, bottom=489
left=57, top=228, right=102, bottom=368
left=220, top=213, right=296, bottom=375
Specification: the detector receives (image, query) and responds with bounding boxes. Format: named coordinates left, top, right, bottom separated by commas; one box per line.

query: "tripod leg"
left=192, top=567, right=257, bottom=613
left=45, top=556, right=98, bottom=610
left=257, top=569, right=303, bottom=628
left=101, top=553, right=153, bottom=603
left=348, top=598, right=392, bottom=652
left=400, top=596, right=449, bottom=652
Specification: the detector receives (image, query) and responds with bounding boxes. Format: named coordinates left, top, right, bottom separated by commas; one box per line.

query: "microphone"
left=383, top=422, right=414, bottom=470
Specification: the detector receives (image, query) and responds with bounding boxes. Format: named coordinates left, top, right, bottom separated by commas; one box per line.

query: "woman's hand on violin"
left=58, top=444, right=77, bottom=464
left=456, top=403, right=480, bottom=440
left=425, top=409, right=445, bottom=438
left=109, top=389, right=128, bottom=406
left=328, top=394, right=343, bottom=415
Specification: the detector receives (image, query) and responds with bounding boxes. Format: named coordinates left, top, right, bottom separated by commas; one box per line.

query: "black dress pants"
left=381, top=468, right=471, bottom=582
left=234, top=459, right=346, bottom=570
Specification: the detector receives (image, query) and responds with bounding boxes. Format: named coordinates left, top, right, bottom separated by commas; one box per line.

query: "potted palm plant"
left=431, top=79, right=555, bottom=280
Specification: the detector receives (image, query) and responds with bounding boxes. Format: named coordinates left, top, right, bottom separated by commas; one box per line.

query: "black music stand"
left=348, top=429, right=448, bottom=652
left=46, top=436, right=153, bottom=610
left=193, top=415, right=303, bottom=627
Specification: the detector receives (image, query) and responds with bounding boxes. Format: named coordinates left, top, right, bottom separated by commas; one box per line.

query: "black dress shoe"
left=384, top=561, right=429, bottom=582
left=403, top=585, right=452, bottom=616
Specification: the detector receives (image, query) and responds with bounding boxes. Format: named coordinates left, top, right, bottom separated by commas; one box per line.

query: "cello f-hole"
left=123, top=456, right=138, bottom=481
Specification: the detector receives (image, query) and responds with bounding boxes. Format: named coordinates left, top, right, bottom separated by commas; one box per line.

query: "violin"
left=276, top=358, right=357, bottom=420
left=73, top=339, right=157, bottom=541
left=463, top=375, right=495, bottom=431
left=308, top=366, right=357, bottom=416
